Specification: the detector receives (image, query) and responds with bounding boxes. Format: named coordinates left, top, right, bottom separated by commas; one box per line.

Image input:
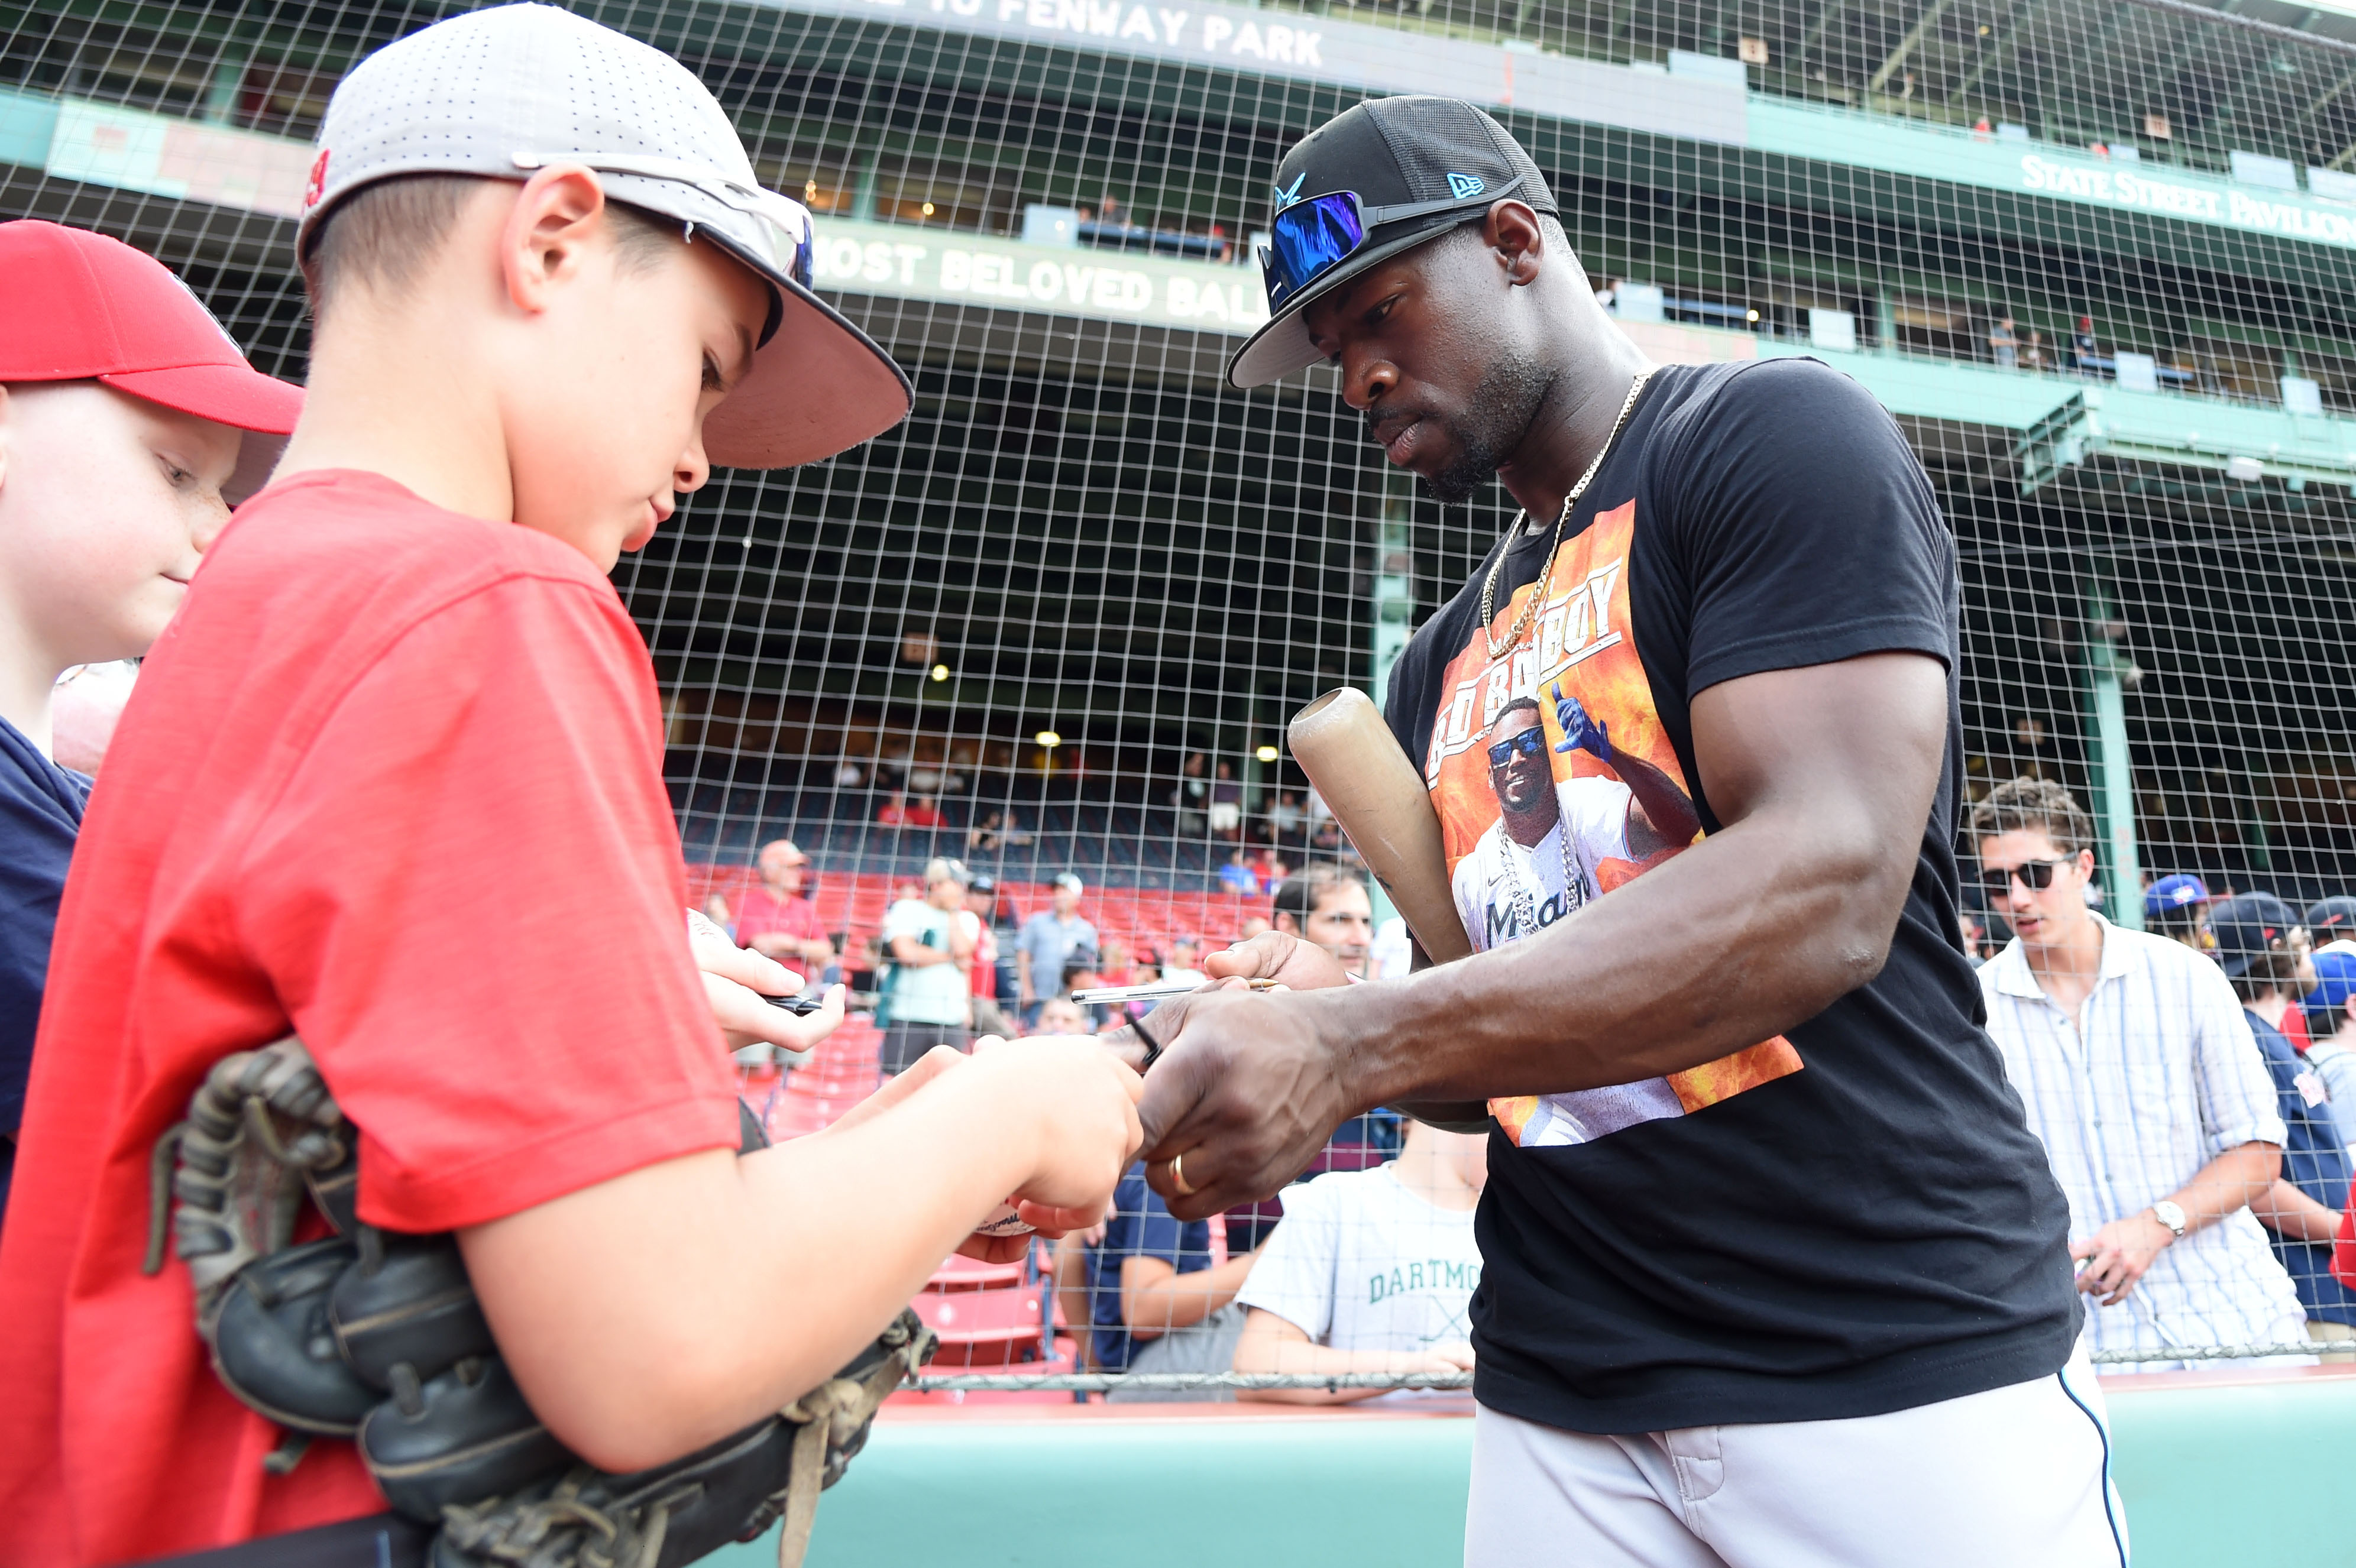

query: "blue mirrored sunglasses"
left=1486, top=728, right=1546, bottom=767
left=1260, top=175, right=1523, bottom=312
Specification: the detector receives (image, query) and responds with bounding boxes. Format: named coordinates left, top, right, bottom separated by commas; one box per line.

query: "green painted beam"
left=2083, top=578, right=2144, bottom=932
left=703, top=1376, right=2356, bottom=1568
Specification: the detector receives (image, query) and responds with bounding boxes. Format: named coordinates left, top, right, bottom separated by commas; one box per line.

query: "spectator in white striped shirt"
left=1970, top=778, right=2309, bottom=1372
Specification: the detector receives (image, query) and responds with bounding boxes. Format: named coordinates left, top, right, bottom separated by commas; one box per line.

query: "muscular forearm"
left=1306, top=657, right=1943, bottom=1110
left=462, top=1068, right=1039, bottom=1472
left=2251, top=1175, right=2341, bottom=1244
left=1132, top=655, right=1950, bottom=1217
left=1312, top=804, right=1902, bottom=1108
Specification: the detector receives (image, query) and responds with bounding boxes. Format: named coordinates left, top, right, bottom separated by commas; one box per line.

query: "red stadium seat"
left=685, top=868, right=1274, bottom=974
left=929, top=1253, right=1025, bottom=1292
left=912, top=1279, right=1048, bottom=1366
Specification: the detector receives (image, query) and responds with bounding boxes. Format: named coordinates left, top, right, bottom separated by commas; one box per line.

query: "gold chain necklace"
left=1479, top=367, right=1655, bottom=664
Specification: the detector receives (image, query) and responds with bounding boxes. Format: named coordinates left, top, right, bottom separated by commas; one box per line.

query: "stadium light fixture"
left=1255, top=744, right=1280, bottom=763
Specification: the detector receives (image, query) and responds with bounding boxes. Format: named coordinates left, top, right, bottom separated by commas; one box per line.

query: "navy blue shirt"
left=0, top=717, right=90, bottom=1220
left=2247, top=1011, right=2356, bottom=1326
left=1085, top=1165, right=1213, bottom=1371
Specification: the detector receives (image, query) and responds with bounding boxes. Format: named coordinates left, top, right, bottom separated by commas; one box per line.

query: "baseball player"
left=1129, top=97, right=2121, bottom=1566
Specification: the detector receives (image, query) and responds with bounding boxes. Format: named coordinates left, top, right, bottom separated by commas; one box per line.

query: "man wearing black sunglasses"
left=1130, top=95, right=2112, bottom=1566
left=1450, top=695, right=1695, bottom=956
left=1970, top=777, right=2302, bottom=1376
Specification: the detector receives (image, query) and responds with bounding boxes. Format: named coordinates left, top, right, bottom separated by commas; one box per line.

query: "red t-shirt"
left=0, top=472, right=739, bottom=1566
left=732, top=887, right=825, bottom=953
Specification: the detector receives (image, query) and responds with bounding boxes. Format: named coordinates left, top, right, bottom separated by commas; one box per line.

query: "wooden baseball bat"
left=1287, top=687, right=1473, bottom=966
left=1288, top=688, right=1487, bottom=1133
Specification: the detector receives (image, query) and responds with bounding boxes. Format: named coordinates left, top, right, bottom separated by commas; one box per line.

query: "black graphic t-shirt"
left=1383, top=357, right=2076, bottom=1434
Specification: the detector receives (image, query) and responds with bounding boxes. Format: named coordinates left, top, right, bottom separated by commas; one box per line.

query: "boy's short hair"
left=1967, top=776, right=2092, bottom=858
left=303, top=173, right=680, bottom=314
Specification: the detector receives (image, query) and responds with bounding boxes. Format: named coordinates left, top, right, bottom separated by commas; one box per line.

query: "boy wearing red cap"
left=0, top=219, right=303, bottom=1222
left=0, top=8, right=1141, bottom=1564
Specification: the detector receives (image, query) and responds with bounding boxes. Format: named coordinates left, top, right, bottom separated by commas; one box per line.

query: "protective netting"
left=9, top=0, right=2356, bottom=1396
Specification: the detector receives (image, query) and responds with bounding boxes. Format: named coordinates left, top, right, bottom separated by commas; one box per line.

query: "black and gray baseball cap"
left=297, top=3, right=911, bottom=469
left=1226, top=96, right=1559, bottom=390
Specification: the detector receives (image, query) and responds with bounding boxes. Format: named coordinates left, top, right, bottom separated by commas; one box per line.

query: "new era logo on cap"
left=1445, top=172, right=1486, bottom=200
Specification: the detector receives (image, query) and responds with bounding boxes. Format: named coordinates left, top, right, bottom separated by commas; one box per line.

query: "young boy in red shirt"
left=0, top=8, right=1141, bottom=1564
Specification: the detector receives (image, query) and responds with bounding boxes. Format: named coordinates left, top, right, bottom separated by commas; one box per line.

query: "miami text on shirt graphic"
left=1421, top=500, right=1803, bottom=1149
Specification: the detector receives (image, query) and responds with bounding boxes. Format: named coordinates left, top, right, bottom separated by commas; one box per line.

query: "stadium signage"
left=963, top=0, right=1329, bottom=67
left=2017, top=154, right=2356, bottom=246
left=809, top=218, right=1270, bottom=332
left=1751, top=104, right=2356, bottom=256
left=773, top=0, right=1750, bottom=147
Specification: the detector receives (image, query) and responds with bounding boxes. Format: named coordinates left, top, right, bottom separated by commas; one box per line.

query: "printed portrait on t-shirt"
left=1422, top=500, right=1804, bottom=1149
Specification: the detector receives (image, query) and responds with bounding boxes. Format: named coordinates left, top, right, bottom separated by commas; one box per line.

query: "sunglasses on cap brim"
left=511, top=151, right=815, bottom=297
left=1261, top=175, right=1525, bottom=312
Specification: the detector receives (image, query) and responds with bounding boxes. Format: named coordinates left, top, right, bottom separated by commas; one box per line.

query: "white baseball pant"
left=1463, top=1345, right=2127, bottom=1567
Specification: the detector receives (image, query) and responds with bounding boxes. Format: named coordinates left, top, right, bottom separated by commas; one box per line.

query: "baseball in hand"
left=975, top=1201, right=1034, bottom=1237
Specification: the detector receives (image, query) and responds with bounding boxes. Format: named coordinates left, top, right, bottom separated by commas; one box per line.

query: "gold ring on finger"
left=1170, top=1151, right=1198, bottom=1197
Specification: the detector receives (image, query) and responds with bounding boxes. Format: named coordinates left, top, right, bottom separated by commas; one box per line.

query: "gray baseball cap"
left=297, top=3, right=911, bottom=469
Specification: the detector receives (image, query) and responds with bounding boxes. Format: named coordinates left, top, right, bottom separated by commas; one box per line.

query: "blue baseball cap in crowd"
left=2303, top=896, right=2356, bottom=942
left=2208, top=892, right=2303, bottom=979
left=2306, top=948, right=2356, bottom=1038
left=2144, top=874, right=2209, bottom=920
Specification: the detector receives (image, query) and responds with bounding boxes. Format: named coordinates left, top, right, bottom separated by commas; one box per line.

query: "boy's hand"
left=967, top=1036, right=1143, bottom=1235
left=687, top=908, right=842, bottom=1052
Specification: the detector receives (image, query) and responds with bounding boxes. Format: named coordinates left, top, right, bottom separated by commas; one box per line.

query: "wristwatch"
left=2150, top=1200, right=2189, bottom=1239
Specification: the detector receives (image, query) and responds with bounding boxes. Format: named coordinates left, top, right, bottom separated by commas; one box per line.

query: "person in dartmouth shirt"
left=0, top=220, right=302, bottom=1219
